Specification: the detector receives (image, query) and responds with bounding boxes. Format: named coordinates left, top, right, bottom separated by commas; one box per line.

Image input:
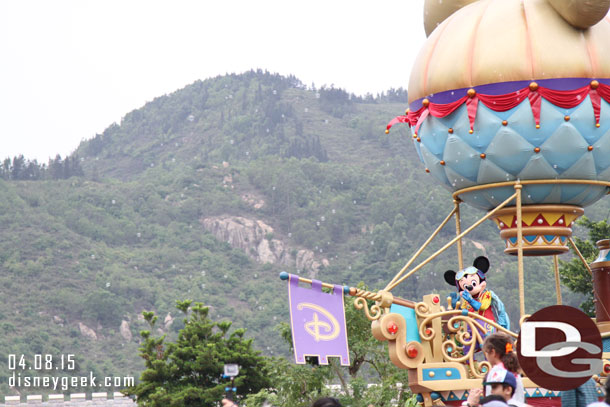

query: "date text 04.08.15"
left=8, top=354, right=75, bottom=371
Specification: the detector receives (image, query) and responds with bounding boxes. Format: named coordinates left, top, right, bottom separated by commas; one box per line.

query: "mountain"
left=0, top=70, right=605, bottom=397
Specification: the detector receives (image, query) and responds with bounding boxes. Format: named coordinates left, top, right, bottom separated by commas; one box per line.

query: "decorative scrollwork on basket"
left=354, top=297, right=382, bottom=321
left=414, top=301, right=430, bottom=317
left=440, top=315, right=491, bottom=378
left=414, top=301, right=438, bottom=341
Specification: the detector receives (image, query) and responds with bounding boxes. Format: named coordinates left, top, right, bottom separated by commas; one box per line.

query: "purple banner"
left=288, top=274, right=350, bottom=366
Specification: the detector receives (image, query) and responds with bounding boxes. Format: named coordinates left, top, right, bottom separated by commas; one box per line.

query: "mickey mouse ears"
left=473, top=256, right=489, bottom=273
left=443, top=256, right=490, bottom=286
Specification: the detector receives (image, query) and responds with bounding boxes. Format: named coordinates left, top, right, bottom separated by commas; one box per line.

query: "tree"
left=127, top=300, right=271, bottom=407
left=559, top=217, right=610, bottom=315
left=11, top=155, right=25, bottom=180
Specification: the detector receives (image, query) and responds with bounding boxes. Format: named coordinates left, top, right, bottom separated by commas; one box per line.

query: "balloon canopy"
left=406, top=0, right=610, bottom=255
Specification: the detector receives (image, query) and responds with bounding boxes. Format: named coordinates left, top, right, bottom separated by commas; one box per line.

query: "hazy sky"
left=0, top=1, right=426, bottom=162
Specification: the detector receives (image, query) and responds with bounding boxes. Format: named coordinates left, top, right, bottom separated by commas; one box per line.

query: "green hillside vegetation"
left=0, top=70, right=607, bottom=397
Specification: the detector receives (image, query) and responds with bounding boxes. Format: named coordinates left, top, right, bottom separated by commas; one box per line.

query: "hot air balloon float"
left=280, top=0, right=610, bottom=404
left=367, top=0, right=610, bottom=404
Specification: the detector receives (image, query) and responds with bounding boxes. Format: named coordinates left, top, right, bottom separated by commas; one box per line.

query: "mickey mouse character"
left=444, top=256, right=510, bottom=330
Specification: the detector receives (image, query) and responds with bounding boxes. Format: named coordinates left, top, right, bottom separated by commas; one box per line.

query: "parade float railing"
left=371, top=294, right=516, bottom=405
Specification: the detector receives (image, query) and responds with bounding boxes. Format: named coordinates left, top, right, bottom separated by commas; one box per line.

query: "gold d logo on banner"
left=297, top=302, right=340, bottom=342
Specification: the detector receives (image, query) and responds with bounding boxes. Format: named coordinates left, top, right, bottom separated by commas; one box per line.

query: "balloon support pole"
left=454, top=199, right=464, bottom=270
left=515, top=183, right=525, bottom=319
left=553, top=255, right=562, bottom=305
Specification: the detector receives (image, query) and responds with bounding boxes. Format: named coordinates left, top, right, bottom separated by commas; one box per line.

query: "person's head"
left=312, top=397, right=342, bottom=407
left=483, top=333, right=520, bottom=373
left=483, top=368, right=516, bottom=402
left=478, top=395, right=508, bottom=406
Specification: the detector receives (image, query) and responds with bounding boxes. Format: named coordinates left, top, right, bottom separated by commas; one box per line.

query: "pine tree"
left=127, top=301, right=271, bottom=407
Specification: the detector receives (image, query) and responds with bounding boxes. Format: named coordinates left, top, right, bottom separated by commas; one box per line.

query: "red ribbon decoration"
left=590, top=89, right=601, bottom=125
left=528, top=90, right=541, bottom=126
left=386, top=115, right=409, bottom=132
left=466, top=95, right=479, bottom=131
left=598, top=83, right=610, bottom=100
left=429, top=96, right=468, bottom=118
left=387, top=82, right=610, bottom=132
left=538, top=85, right=589, bottom=108
left=414, top=109, right=430, bottom=136
left=407, top=106, right=425, bottom=127
left=478, top=88, right=529, bottom=111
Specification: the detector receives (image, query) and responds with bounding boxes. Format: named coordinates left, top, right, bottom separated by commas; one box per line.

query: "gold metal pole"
left=553, top=255, right=562, bottom=305
left=515, top=183, right=525, bottom=320
left=454, top=199, right=464, bottom=270
left=348, top=287, right=415, bottom=309
left=568, top=237, right=593, bottom=276
left=384, top=206, right=458, bottom=290
left=387, top=192, right=518, bottom=291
